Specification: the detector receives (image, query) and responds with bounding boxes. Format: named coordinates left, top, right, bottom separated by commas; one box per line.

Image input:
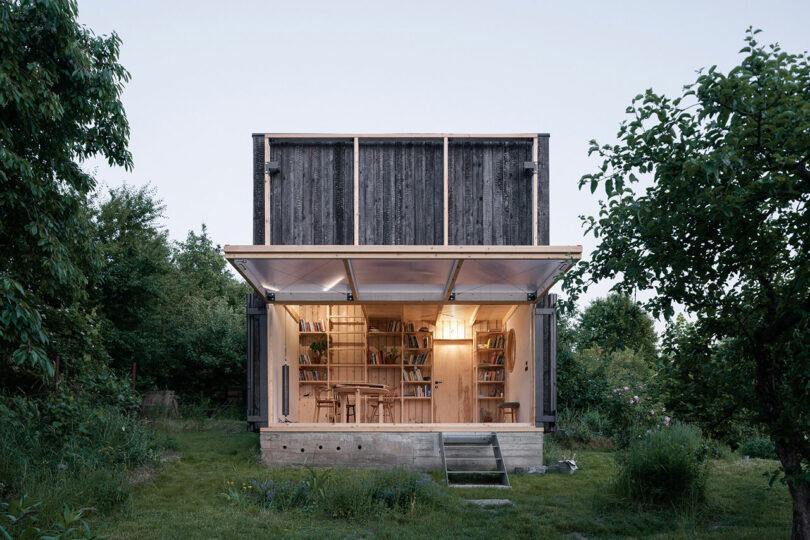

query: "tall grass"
left=613, top=422, right=709, bottom=507
left=0, top=396, right=159, bottom=525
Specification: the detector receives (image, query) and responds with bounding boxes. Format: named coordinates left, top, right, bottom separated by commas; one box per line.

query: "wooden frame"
left=227, top=244, right=581, bottom=260
left=259, top=133, right=541, bottom=139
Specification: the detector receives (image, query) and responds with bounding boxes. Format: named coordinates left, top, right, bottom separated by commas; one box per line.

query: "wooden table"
left=332, top=384, right=394, bottom=424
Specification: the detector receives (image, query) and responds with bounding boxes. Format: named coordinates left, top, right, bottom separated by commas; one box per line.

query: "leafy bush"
left=740, top=438, right=777, bottom=460
left=613, top=423, right=709, bottom=506
left=0, top=494, right=106, bottom=540
left=604, top=386, right=668, bottom=448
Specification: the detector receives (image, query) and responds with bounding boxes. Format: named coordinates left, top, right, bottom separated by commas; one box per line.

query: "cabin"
left=225, top=133, right=581, bottom=482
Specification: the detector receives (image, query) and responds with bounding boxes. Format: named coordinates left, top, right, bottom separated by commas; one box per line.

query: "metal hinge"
left=265, top=291, right=276, bottom=302
left=265, top=161, right=280, bottom=174
left=448, top=292, right=456, bottom=301
left=523, top=161, right=539, bottom=173
left=526, top=292, right=537, bottom=302
left=347, top=292, right=354, bottom=301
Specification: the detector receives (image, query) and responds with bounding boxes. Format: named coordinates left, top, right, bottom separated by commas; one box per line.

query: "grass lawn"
left=104, top=421, right=792, bottom=539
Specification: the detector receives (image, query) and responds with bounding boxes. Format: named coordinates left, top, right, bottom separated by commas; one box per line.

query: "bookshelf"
left=298, top=310, right=435, bottom=423
left=475, top=330, right=506, bottom=422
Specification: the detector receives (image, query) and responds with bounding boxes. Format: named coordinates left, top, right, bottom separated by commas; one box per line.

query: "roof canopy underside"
left=225, top=245, right=581, bottom=304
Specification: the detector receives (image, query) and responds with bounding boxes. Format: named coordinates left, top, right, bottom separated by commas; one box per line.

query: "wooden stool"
left=366, top=394, right=396, bottom=423
left=314, top=386, right=338, bottom=423
left=497, top=402, right=519, bottom=423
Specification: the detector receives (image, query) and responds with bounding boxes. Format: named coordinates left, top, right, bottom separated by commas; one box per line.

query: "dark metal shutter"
left=534, top=294, right=557, bottom=430
left=246, top=293, right=267, bottom=431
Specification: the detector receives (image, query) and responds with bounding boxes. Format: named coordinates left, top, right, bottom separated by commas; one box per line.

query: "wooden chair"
left=314, top=386, right=338, bottom=423
left=497, top=402, right=519, bottom=423
left=366, top=394, right=396, bottom=423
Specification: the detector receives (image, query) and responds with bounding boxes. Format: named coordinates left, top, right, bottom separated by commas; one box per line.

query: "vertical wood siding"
left=253, top=136, right=548, bottom=246
left=268, top=141, right=354, bottom=245
left=253, top=135, right=265, bottom=245
left=447, top=140, right=533, bottom=245
left=358, top=141, right=444, bottom=245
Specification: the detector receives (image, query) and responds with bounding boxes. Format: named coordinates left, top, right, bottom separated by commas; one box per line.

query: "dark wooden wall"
left=252, top=135, right=550, bottom=247
left=448, top=140, right=533, bottom=245
left=267, top=141, right=354, bottom=245
left=358, top=141, right=443, bottom=245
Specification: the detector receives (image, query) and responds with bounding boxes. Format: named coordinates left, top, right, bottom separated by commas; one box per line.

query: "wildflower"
left=624, top=386, right=629, bottom=391
left=664, top=416, right=671, bottom=426
left=661, top=407, right=666, bottom=412
left=650, top=409, right=655, bottom=415
left=629, top=399, right=634, bottom=404
left=121, top=426, right=126, bottom=431
left=633, top=395, right=639, bottom=401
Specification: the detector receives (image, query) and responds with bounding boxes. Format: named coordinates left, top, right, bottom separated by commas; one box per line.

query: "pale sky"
left=77, top=0, right=810, bottom=312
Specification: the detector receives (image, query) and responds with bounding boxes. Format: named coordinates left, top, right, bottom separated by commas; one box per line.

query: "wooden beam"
left=284, top=305, right=300, bottom=324
left=468, top=305, right=481, bottom=326
left=264, top=137, right=271, bottom=245
left=501, top=305, right=518, bottom=326
left=353, top=137, right=359, bottom=246
left=532, top=136, right=538, bottom=246
left=442, top=260, right=463, bottom=301
left=343, top=259, right=359, bottom=302
left=262, top=133, right=538, bottom=140
left=267, top=304, right=274, bottom=424
left=443, top=136, right=449, bottom=246
left=225, top=244, right=583, bottom=260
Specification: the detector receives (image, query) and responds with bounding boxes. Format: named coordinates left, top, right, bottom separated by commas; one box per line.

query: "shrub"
left=613, top=423, right=709, bottom=506
left=740, top=438, right=777, bottom=459
left=555, top=407, right=612, bottom=448
left=604, top=386, right=668, bottom=448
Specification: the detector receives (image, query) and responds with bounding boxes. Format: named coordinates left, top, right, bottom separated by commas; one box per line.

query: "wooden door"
left=433, top=341, right=473, bottom=423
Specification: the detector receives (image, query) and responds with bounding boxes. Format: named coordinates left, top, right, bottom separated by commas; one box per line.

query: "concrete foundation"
left=260, top=430, right=543, bottom=471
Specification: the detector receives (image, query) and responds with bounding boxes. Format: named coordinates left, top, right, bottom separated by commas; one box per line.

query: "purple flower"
left=664, top=416, right=671, bottom=426
left=623, top=386, right=629, bottom=391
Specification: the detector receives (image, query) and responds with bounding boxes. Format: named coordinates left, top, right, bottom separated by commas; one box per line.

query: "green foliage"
left=1, top=494, right=106, bottom=540
left=90, top=186, right=247, bottom=396
left=0, top=0, right=131, bottom=380
left=0, top=388, right=159, bottom=524
left=613, top=423, right=710, bottom=506
left=577, top=294, right=657, bottom=361
left=564, top=28, right=810, bottom=524
left=604, top=386, right=668, bottom=449
left=232, top=468, right=442, bottom=520
left=741, top=439, right=777, bottom=460
left=555, top=407, right=612, bottom=449
left=556, top=311, right=611, bottom=410
left=657, top=315, right=759, bottom=447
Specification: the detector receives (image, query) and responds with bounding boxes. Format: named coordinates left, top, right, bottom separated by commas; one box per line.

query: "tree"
left=577, top=294, right=657, bottom=361
left=658, top=315, right=757, bottom=448
left=565, top=29, right=810, bottom=537
left=91, top=185, right=172, bottom=382
left=0, top=0, right=131, bottom=381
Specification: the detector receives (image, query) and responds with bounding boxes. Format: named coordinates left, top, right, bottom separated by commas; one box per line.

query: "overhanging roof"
left=224, top=245, right=582, bottom=304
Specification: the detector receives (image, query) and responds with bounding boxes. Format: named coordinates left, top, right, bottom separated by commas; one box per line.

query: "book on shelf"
left=488, top=352, right=505, bottom=365
left=299, top=353, right=312, bottom=365
left=484, top=335, right=505, bottom=349
left=405, top=353, right=428, bottom=365
left=406, top=335, right=430, bottom=348
left=299, top=368, right=325, bottom=381
left=405, top=322, right=415, bottom=332
left=479, top=368, right=505, bottom=381
left=299, top=320, right=325, bottom=332
left=386, top=321, right=403, bottom=332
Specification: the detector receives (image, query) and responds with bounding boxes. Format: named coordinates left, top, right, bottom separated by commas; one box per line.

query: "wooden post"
left=534, top=294, right=557, bottom=430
